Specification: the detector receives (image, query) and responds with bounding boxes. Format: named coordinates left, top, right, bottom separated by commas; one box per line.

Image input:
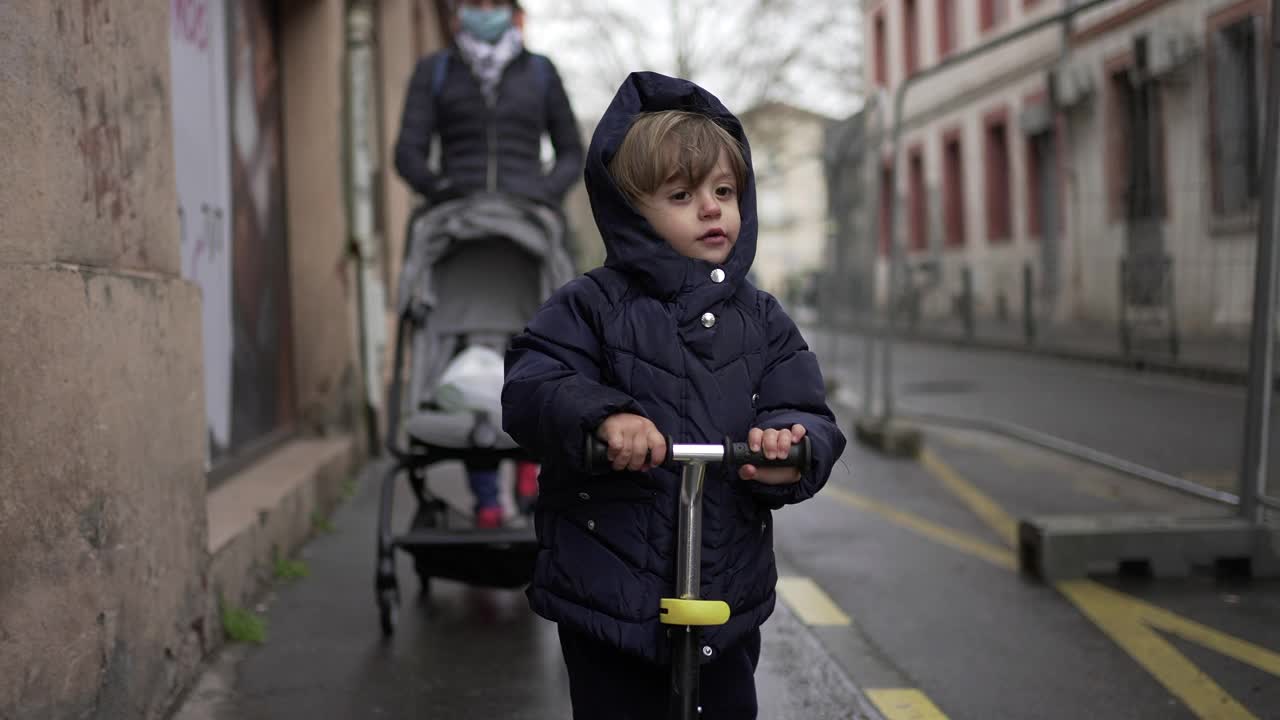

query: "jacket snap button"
left=710, top=268, right=725, bottom=283
left=578, top=492, right=590, bottom=501
left=701, top=646, right=713, bottom=657
left=586, top=520, right=596, bottom=531
left=701, top=312, right=716, bottom=328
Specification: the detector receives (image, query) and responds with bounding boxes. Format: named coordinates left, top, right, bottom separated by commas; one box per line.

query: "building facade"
left=859, top=0, right=1270, bottom=345
left=741, top=102, right=836, bottom=300
left=0, top=1, right=448, bottom=717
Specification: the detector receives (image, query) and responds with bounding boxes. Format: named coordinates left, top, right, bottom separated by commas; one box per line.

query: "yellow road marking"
left=776, top=576, right=850, bottom=626
left=1059, top=580, right=1279, bottom=719
left=908, top=452, right=1280, bottom=720
left=823, top=484, right=1017, bottom=571
left=866, top=689, right=949, bottom=720
left=1060, top=580, right=1280, bottom=676
left=920, top=449, right=1018, bottom=547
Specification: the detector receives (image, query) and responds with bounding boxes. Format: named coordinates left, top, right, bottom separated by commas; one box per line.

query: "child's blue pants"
left=467, top=469, right=500, bottom=511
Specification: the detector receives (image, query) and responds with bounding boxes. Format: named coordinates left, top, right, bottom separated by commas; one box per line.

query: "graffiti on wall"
left=226, top=0, right=295, bottom=455
left=170, top=0, right=235, bottom=464
left=170, top=0, right=294, bottom=468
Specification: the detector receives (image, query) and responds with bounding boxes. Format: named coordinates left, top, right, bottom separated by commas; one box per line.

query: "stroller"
left=376, top=193, right=575, bottom=636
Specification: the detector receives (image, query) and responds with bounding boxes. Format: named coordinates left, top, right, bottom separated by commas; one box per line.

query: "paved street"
left=783, top=421, right=1280, bottom=719
left=814, top=330, right=1280, bottom=497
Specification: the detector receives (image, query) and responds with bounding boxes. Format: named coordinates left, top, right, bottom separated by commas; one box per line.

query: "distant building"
left=857, top=0, right=1269, bottom=343
left=741, top=102, right=836, bottom=299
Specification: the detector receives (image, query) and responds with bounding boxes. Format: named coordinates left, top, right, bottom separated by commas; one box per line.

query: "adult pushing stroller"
left=376, top=192, right=575, bottom=636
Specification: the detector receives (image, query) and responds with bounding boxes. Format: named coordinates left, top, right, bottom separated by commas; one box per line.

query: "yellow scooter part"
left=659, top=598, right=731, bottom=626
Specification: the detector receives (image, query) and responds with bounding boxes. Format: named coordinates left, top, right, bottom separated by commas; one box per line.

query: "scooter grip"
left=726, top=436, right=811, bottom=471
left=584, top=435, right=674, bottom=474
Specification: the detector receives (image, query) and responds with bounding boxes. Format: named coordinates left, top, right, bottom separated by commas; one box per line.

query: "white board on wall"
left=169, top=0, right=233, bottom=465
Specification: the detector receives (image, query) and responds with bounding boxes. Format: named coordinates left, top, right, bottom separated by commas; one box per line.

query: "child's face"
left=636, top=150, right=741, bottom=265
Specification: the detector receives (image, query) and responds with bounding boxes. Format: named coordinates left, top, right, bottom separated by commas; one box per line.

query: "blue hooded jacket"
left=501, top=72, right=846, bottom=663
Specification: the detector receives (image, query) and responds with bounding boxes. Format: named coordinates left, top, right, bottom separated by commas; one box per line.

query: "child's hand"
left=597, top=413, right=667, bottom=471
left=738, top=424, right=807, bottom=485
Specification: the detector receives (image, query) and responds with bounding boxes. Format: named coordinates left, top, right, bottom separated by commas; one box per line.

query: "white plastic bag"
left=435, top=345, right=505, bottom=419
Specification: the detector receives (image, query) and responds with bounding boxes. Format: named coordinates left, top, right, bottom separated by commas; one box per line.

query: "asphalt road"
left=815, top=331, right=1280, bottom=498
left=777, top=420, right=1280, bottom=719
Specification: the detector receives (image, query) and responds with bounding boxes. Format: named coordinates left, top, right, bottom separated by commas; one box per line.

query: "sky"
left=519, top=0, right=866, bottom=123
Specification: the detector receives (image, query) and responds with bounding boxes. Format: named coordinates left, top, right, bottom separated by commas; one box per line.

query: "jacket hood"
left=585, top=72, right=757, bottom=304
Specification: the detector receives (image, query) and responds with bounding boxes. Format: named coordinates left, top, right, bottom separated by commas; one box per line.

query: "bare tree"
left=522, top=0, right=862, bottom=119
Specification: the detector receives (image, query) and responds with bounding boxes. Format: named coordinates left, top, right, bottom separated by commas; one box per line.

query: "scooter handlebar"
left=584, top=435, right=672, bottom=474
left=584, top=435, right=811, bottom=475
left=725, top=437, right=811, bottom=472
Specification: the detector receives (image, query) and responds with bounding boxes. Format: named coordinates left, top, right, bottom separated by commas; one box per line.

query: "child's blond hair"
left=608, top=110, right=748, bottom=204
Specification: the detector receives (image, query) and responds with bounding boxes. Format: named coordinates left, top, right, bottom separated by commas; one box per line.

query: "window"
left=879, top=161, right=893, bottom=256
left=1106, top=56, right=1167, bottom=221
left=985, top=110, right=1012, bottom=243
left=874, top=11, right=888, bottom=86
left=1026, top=132, right=1046, bottom=237
left=943, top=131, right=966, bottom=248
left=908, top=146, right=928, bottom=251
left=980, top=0, right=1009, bottom=33
left=1210, top=13, right=1264, bottom=216
left=1106, top=66, right=1132, bottom=219
left=937, top=0, right=958, bottom=58
left=904, top=0, right=920, bottom=76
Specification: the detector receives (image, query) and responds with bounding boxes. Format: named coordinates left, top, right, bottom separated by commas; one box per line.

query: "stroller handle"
left=584, top=435, right=811, bottom=475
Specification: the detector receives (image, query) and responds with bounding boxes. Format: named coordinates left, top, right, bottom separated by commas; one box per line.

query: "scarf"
left=455, top=27, right=525, bottom=106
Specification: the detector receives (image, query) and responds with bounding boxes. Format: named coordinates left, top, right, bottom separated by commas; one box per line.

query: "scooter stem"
left=675, top=461, right=707, bottom=600
left=671, top=459, right=708, bottom=720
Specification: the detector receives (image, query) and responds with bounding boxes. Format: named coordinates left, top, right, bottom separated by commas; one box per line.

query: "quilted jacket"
left=501, top=72, right=846, bottom=663
left=393, top=48, right=582, bottom=208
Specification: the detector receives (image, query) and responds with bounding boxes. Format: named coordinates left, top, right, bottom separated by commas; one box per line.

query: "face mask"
left=459, top=6, right=513, bottom=43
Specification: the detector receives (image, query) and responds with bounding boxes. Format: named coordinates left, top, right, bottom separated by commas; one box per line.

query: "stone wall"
left=0, top=2, right=210, bottom=718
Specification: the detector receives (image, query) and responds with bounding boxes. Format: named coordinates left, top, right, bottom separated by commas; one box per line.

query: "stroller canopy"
left=395, top=194, right=575, bottom=445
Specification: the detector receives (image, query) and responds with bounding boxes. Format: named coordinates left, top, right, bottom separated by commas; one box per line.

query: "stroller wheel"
left=378, top=588, right=399, bottom=636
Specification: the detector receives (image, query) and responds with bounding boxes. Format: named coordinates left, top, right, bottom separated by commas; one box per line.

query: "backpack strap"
left=529, top=53, right=552, bottom=97
left=431, top=50, right=450, bottom=102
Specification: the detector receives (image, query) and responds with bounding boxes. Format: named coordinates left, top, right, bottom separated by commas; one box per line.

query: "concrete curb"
left=853, top=417, right=924, bottom=459
left=205, top=436, right=361, bottom=637
left=762, top=594, right=889, bottom=720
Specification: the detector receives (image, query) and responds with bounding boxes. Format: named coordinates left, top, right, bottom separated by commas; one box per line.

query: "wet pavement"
left=172, top=460, right=876, bottom=720
left=172, top=337, right=1280, bottom=719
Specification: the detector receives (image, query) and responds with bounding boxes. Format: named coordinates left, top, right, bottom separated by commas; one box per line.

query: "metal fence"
left=815, top=0, right=1279, bottom=526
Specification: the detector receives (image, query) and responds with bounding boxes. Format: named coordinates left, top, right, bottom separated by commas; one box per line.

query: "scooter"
left=586, top=434, right=810, bottom=720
